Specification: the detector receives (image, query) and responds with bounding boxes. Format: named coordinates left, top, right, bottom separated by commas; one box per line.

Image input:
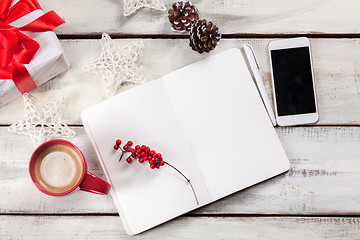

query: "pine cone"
left=168, top=1, right=199, bottom=32
left=189, top=19, right=221, bottom=53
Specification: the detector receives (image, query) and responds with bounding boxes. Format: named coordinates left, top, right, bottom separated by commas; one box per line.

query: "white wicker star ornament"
left=84, top=33, right=146, bottom=97
left=123, top=0, right=166, bottom=16
left=8, top=93, right=76, bottom=147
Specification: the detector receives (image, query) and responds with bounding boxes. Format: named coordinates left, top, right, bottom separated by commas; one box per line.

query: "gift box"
left=0, top=0, right=69, bottom=107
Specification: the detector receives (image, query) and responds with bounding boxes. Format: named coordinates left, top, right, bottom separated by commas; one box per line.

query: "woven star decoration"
left=84, top=33, right=146, bottom=97
left=123, top=0, right=166, bottom=16
left=8, top=93, right=75, bottom=147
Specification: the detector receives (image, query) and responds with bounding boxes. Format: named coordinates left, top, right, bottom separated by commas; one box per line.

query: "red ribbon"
left=0, top=0, right=64, bottom=94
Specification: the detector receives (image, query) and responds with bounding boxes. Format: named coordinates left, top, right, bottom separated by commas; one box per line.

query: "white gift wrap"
left=0, top=9, right=70, bottom=107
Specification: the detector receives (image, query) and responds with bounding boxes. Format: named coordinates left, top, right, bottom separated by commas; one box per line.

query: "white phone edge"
left=268, top=37, right=319, bottom=126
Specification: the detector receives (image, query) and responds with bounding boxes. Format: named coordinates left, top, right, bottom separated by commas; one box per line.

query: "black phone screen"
left=270, top=47, right=316, bottom=116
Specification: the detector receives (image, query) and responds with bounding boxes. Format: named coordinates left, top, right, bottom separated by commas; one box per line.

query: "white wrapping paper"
left=0, top=8, right=69, bottom=107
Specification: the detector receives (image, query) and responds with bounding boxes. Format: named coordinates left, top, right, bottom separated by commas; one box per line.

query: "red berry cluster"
left=113, top=139, right=199, bottom=205
left=114, top=139, right=165, bottom=169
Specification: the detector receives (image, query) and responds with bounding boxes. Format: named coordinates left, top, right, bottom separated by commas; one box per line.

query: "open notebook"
left=81, top=48, right=290, bottom=235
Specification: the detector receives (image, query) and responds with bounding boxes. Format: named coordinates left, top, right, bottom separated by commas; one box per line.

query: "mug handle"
left=79, top=171, right=111, bottom=195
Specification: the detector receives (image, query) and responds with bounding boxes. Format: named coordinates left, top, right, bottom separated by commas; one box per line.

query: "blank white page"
left=81, top=80, right=210, bottom=235
left=161, top=48, right=290, bottom=201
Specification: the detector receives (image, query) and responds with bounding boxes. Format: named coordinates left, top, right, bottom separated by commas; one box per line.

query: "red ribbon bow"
left=0, top=0, right=64, bottom=94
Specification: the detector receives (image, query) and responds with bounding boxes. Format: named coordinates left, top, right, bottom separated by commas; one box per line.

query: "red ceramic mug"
left=29, top=139, right=110, bottom=196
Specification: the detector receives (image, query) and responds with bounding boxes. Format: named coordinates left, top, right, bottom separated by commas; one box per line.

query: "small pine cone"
left=168, top=1, right=199, bottom=32
left=189, top=19, right=221, bottom=54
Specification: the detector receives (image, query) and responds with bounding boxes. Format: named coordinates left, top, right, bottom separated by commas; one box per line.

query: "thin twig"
left=164, top=161, right=199, bottom=205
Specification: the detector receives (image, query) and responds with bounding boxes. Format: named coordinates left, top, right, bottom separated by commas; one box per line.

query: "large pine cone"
left=168, top=1, right=199, bottom=32
left=189, top=19, right=221, bottom=53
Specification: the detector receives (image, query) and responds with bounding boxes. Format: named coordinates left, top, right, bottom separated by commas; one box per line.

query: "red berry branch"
left=113, top=139, right=199, bottom=205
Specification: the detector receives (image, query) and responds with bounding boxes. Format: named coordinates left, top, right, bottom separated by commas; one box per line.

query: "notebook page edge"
left=81, top=111, right=135, bottom=235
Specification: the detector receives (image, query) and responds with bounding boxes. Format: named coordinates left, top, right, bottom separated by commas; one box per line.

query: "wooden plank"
left=39, top=0, right=360, bottom=35
left=0, top=38, right=360, bottom=125
left=1, top=215, right=359, bottom=239
left=1, top=126, right=360, bottom=214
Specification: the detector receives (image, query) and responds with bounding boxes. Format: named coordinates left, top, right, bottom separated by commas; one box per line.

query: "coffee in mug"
left=29, top=139, right=111, bottom=196
left=33, top=144, right=83, bottom=194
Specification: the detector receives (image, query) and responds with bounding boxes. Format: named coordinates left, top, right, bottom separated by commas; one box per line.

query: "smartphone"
left=268, top=37, right=318, bottom=126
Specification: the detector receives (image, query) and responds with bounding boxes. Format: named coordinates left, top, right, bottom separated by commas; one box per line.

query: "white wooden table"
left=1, top=1, right=360, bottom=239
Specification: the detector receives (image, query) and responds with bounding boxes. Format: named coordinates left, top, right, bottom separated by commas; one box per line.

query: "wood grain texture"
left=1, top=215, right=359, bottom=239
left=38, top=0, right=360, bottom=36
left=0, top=38, right=360, bottom=125
left=1, top=126, right=360, bottom=215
